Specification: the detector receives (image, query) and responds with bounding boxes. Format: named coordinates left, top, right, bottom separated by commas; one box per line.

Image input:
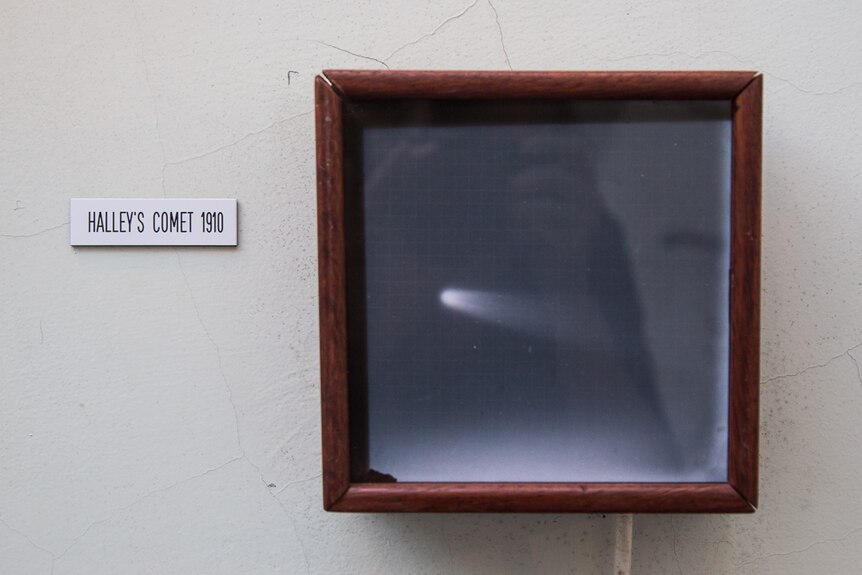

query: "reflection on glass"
left=347, top=100, right=731, bottom=482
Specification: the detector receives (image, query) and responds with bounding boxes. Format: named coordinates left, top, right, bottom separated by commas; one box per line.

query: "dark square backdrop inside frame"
left=316, top=71, right=762, bottom=513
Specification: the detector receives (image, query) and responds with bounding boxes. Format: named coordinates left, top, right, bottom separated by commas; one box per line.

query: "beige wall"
left=2, top=1, right=861, bottom=573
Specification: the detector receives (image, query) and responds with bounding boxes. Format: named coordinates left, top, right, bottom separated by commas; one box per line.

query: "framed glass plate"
left=315, top=70, right=762, bottom=513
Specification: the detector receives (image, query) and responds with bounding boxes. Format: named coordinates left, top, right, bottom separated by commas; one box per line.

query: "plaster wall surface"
left=2, top=1, right=861, bottom=573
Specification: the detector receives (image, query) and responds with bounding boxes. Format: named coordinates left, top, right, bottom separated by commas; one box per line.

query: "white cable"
left=613, top=514, right=633, bottom=575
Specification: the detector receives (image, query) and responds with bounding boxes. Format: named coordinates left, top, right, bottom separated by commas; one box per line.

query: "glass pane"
left=343, top=100, right=731, bottom=482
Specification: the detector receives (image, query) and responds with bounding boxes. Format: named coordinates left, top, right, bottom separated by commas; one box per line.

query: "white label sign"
left=70, top=198, right=237, bottom=246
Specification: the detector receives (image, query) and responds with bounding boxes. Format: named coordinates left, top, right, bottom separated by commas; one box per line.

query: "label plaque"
left=70, top=198, right=237, bottom=246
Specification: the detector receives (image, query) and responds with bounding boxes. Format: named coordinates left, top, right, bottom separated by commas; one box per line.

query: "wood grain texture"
left=315, top=76, right=351, bottom=510
left=329, top=483, right=753, bottom=513
left=323, top=70, right=758, bottom=100
left=728, top=74, right=763, bottom=510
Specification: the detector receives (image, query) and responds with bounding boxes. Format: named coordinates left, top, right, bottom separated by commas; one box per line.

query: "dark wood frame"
left=316, top=70, right=762, bottom=513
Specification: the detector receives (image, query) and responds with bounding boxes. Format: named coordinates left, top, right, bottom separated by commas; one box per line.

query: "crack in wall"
left=487, top=0, right=512, bottom=70
left=131, top=0, right=167, bottom=171
left=164, top=110, right=313, bottom=171
left=384, top=0, right=480, bottom=62
left=0, top=222, right=69, bottom=239
left=848, top=350, right=862, bottom=388
left=256, top=469, right=311, bottom=573
left=317, top=0, right=510, bottom=72
left=274, top=473, right=323, bottom=496
left=761, top=342, right=862, bottom=386
left=316, top=41, right=390, bottom=70
left=733, top=525, right=862, bottom=571
left=173, top=252, right=311, bottom=572
left=49, top=456, right=244, bottom=573
left=174, top=250, right=244, bottom=458
left=42, top=456, right=313, bottom=573
left=0, top=517, right=55, bottom=562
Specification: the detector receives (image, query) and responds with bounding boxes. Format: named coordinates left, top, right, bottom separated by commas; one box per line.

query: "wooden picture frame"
left=315, top=70, right=762, bottom=513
